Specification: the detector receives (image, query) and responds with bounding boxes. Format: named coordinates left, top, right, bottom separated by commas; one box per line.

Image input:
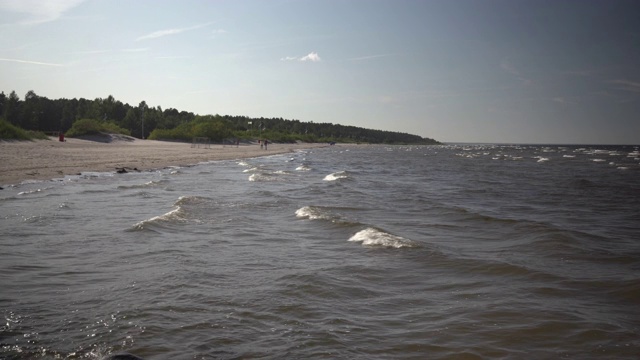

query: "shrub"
left=26, top=130, right=49, bottom=140
left=65, top=119, right=130, bottom=137
left=0, top=119, right=32, bottom=140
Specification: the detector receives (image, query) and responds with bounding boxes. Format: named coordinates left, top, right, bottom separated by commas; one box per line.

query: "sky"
left=1, top=0, right=639, bottom=144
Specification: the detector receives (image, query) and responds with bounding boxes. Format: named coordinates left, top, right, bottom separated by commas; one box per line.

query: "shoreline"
left=0, top=137, right=333, bottom=186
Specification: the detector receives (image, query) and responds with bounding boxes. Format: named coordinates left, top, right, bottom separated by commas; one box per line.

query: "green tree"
left=4, top=91, right=20, bottom=126
left=122, top=108, right=139, bottom=137
left=0, top=91, right=6, bottom=118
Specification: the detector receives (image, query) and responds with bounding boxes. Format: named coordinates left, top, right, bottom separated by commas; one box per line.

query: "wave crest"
left=131, top=207, right=186, bottom=231
left=349, top=227, right=419, bottom=248
left=295, top=206, right=340, bottom=222
left=323, top=171, right=349, bottom=181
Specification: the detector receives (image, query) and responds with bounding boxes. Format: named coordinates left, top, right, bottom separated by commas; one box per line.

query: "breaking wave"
left=323, top=171, right=349, bottom=181
left=348, top=227, right=420, bottom=248
left=295, top=206, right=343, bottom=222
left=129, top=195, right=210, bottom=231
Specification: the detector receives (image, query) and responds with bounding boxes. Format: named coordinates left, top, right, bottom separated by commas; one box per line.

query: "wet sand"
left=0, top=136, right=332, bottom=186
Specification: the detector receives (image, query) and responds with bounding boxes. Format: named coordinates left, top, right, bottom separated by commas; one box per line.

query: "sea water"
left=1, top=144, right=639, bottom=359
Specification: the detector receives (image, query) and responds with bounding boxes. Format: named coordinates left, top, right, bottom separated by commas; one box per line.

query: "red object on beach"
left=59, top=133, right=64, bottom=142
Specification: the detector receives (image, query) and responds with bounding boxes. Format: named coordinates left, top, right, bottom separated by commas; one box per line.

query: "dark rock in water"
left=0, top=186, right=3, bottom=190
left=102, top=353, right=144, bottom=360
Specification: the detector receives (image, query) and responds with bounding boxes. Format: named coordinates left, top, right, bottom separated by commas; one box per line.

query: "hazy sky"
left=1, top=0, right=639, bottom=144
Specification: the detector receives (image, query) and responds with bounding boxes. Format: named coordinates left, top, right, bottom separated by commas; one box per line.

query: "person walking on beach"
left=259, top=140, right=263, bottom=149
left=264, top=140, right=268, bottom=150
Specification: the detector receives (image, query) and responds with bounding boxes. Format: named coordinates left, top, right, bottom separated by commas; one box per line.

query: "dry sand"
left=0, top=135, right=332, bottom=186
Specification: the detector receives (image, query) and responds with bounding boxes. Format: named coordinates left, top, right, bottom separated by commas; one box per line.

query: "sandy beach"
left=0, top=135, right=332, bottom=186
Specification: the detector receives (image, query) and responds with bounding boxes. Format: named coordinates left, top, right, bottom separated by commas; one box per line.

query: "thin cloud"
left=552, top=97, right=578, bottom=105
left=121, top=48, right=149, bottom=53
left=282, top=52, right=322, bottom=62
left=500, top=57, right=531, bottom=86
left=608, top=79, right=640, bottom=93
left=378, top=95, right=397, bottom=104
left=0, top=57, right=63, bottom=67
left=301, top=52, right=321, bottom=62
left=136, top=23, right=211, bottom=41
left=348, top=53, right=397, bottom=61
left=155, top=55, right=192, bottom=60
left=0, top=0, right=86, bottom=25
left=72, top=49, right=111, bottom=55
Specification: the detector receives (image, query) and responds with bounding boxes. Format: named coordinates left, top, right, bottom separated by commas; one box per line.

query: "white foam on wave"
left=563, top=155, right=576, bottom=158
left=174, top=195, right=209, bottom=206
left=132, top=207, right=184, bottom=230
left=132, top=195, right=207, bottom=230
left=118, top=179, right=168, bottom=189
left=17, top=187, right=49, bottom=196
left=295, top=206, right=322, bottom=220
left=592, top=159, right=606, bottom=162
left=323, top=171, right=348, bottom=181
left=237, top=161, right=250, bottom=166
left=349, top=227, right=419, bottom=248
left=295, top=206, right=336, bottom=221
left=249, top=173, right=279, bottom=182
left=296, top=165, right=311, bottom=171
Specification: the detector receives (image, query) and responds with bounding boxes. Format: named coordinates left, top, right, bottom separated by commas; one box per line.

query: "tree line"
left=0, top=90, right=440, bottom=144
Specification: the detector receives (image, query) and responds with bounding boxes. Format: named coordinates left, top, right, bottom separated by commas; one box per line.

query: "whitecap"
left=174, top=195, right=210, bottom=206
left=296, top=165, right=311, bottom=171
left=17, top=188, right=47, bottom=196
left=323, top=171, right=349, bottom=181
left=348, top=227, right=419, bottom=248
left=249, top=173, right=278, bottom=182
left=563, top=155, right=575, bottom=158
left=295, top=206, right=339, bottom=222
left=131, top=207, right=185, bottom=230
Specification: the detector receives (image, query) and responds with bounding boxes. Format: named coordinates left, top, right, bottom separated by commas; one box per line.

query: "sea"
left=1, top=144, right=639, bottom=360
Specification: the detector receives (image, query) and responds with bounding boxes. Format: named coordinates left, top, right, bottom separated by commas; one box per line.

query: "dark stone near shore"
left=115, top=167, right=141, bottom=174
